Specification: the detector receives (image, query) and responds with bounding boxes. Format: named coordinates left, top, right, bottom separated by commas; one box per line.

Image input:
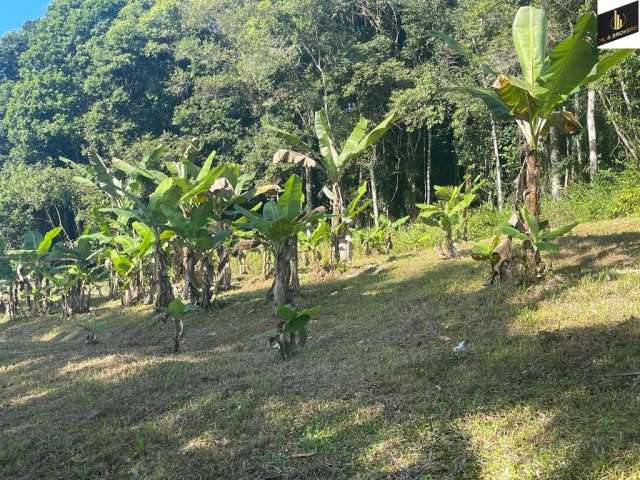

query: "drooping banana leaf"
left=443, top=87, right=513, bottom=120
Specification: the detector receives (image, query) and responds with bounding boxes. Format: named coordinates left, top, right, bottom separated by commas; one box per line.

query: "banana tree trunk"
left=215, top=246, right=232, bottom=292
left=153, top=237, right=173, bottom=309
left=181, top=247, right=197, bottom=302
left=173, top=316, right=184, bottom=353
left=288, top=236, right=300, bottom=294
left=273, top=246, right=290, bottom=315
left=200, top=255, right=213, bottom=310
left=524, top=149, right=541, bottom=220
left=262, top=246, right=272, bottom=279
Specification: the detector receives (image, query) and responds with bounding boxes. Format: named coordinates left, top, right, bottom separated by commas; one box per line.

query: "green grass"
left=3, top=218, right=640, bottom=479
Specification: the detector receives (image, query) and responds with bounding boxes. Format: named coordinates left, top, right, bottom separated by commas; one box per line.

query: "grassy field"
left=3, top=218, right=640, bottom=479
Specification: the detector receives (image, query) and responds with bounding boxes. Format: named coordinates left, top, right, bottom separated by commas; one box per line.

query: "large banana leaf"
left=314, top=111, right=340, bottom=182
left=538, top=12, right=598, bottom=114
left=195, top=150, right=217, bottom=182
left=578, top=49, right=635, bottom=88
left=37, top=227, right=63, bottom=257
left=336, top=113, right=397, bottom=171
left=355, top=112, right=397, bottom=157
left=338, top=118, right=369, bottom=167
left=444, top=87, right=513, bottom=120
left=345, top=182, right=369, bottom=218
left=112, top=158, right=166, bottom=183
left=277, top=175, right=304, bottom=222
left=264, top=122, right=312, bottom=151
left=512, top=6, right=548, bottom=85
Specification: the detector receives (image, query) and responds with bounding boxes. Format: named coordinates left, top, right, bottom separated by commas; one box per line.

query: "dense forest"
left=0, top=0, right=637, bottom=244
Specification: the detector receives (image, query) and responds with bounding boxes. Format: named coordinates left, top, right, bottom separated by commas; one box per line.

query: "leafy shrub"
left=544, top=169, right=640, bottom=224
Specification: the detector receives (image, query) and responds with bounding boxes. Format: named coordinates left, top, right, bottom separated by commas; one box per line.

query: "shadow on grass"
left=2, top=230, right=640, bottom=478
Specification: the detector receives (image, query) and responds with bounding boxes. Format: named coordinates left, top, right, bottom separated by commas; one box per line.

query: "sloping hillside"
left=3, top=218, right=640, bottom=479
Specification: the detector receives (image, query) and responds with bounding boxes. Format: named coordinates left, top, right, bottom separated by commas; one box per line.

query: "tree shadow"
left=3, top=236, right=640, bottom=478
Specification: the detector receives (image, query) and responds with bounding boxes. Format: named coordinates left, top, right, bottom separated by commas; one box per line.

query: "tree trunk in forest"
left=370, top=146, right=380, bottom=227
left=8, top=282, right=18, bottom=321
left=587, top=89, right=598, bottom=181
left=426, top=127, right=432, bottom=204
left=598, top=88, right=640, bottom=165
left=550, top=125, right=562, bottom=201
left=573, top=95, right=584, bottom=181
left=490, top=116, right=503, bottom=210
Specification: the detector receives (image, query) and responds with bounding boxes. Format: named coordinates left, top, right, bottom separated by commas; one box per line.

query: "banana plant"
left=158, top=153, right=277, bottom=308
left=297, top=220, right=330, bottom=267
left=270, top=304, right=319, bottom=360
left=360, top=214, right=410, bottom=255
left=236, top=175, right=325, bottom=312
left=417, top=185, right=476, bottom=259
left=500, top=208, right=577, bottom=254
left=333, top=181, right=371, bottom=262
left=266, top=111, right=396, bottom=264
left=0, top=240, right=17, bottom=320
left=7, top=227, right=63, bottom=311
left=48, top=235, right=106, bottom=317
left=499, top=207, right=577, bottom=278
left=67, top=150, right=175, bottom=308
left=436, top=7, right=632, bottom=226
left=471, top=235, right=512, bottom=285
left=102, top=222, right=156, bottom=306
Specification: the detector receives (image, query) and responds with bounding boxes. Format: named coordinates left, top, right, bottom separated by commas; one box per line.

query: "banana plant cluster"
left=359, top=214, right=410, bottom=256
left=66, top=145, right=278, bottom=315
left=298, top=220, right=330, bottom=268
left=236, top=175, right=325, bottom=312
left=417, top=183, right=478, bottom=259
left=266, top=110, right=396, bottom=265
left=0, top=226, right=106, bottom=321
